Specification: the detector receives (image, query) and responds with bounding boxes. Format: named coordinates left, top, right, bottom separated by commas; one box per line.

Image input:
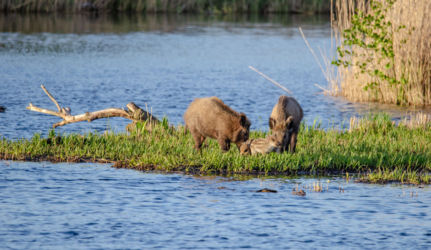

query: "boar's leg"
left=281, top=132, right=292, bottom=153
left=191, top=129, right=205, bottom=152
left=289, top=131, right=298, bottom=153
left=217, top=137, right=231, bottom=153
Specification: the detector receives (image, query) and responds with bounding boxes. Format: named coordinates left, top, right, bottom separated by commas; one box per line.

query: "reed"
left=322, top=0, right=431, bottom=106
left=0, top=0, right=331, bottom=13
left=1, top=113, right=431, bottom=183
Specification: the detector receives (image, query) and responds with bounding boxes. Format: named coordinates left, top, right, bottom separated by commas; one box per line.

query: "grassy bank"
left=0, top=0, right=330, bottom=13
left=1, top=114, right=431, bottom=183
left=326, top=0, right=431, bottom=106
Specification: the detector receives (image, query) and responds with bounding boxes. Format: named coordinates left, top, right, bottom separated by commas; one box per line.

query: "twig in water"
left=314, top=84, right=330, bottom=93
left=249, top=66, right=293, bottom=95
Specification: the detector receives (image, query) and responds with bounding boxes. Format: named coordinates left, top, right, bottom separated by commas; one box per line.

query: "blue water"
left=1, top=14, right=429, bottom=139
left=1, top=161, right=430, bottom=249
left=1, top=14, right=431, bottom=249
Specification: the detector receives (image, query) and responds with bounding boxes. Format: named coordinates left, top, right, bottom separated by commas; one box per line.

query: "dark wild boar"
left=183, top=97, right=251, bottom=152
left=269, top=95, right=303, bottom=153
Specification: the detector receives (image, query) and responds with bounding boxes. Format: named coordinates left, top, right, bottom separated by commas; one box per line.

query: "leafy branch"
left=332, top=0, right=414, bottom=97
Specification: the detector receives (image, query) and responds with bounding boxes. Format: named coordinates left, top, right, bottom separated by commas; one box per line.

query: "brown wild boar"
left=183, top=97, right=251, bottom=152
left=240, top=135, right=281, bottom=156
left=269, top=95, right=303, bottom=153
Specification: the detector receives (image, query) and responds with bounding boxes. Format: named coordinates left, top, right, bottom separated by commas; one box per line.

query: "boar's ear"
left=269, top=117, right=276, bottom=130
left=286, top=116, right=293, bottom=124
left=286, top=116, right=294, bottom=128
left=239, top=113, right=248, bottom=127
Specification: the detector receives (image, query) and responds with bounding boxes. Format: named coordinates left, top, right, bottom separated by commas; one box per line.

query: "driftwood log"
left=26, top=85, right=160, bottom=129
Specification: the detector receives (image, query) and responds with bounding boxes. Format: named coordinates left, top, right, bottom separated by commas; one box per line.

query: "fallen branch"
left=27, top=85, right=159, bottom=128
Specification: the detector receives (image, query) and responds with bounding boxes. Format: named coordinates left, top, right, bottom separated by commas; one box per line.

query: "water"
left=2, top=14, right=431, bottom=249
left=1, top=14, right=430, bottom=139
left=1, top=161, right=430, bottom=249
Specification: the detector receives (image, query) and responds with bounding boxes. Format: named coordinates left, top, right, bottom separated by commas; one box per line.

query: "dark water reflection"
left=1, top=161, right=431, bottom=249
left=0, top=13, right=430, bottom=140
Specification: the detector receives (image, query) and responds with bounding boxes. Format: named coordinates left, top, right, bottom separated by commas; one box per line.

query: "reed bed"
left=0, top=0, right=330, bottom=13
left=1, top=114, right=431, bottom=183
left=323, top=0, right=431, bottom=106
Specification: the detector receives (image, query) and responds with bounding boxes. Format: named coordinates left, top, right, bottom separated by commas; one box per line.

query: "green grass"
left=356, top=168, right=431, bottom=185
left=1, top=113, right=431, bottom=183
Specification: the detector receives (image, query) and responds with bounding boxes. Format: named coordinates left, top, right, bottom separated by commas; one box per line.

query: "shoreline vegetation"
left=324, top=0, right=431, bottom=106
left=1, top=113, right=431, bottom=184
left=0, top=0, right=330, bottom=14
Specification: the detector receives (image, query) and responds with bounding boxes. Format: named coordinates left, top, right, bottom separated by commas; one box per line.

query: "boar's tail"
left=184, top=124, right=188, bottom=135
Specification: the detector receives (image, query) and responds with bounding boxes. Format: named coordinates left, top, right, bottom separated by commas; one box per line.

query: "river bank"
left=1, top=114, right=430, bottom=184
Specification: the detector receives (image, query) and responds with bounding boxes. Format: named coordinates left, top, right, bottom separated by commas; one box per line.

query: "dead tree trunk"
left=26, top=85, right=160, bottom=129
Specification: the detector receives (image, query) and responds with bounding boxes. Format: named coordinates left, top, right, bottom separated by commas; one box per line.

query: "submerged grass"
left=356, top=167, right=431, bottom=185
left=1, top=113, right=431, bottom=183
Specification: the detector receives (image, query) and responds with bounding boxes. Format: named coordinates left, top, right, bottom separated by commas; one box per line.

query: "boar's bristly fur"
left=269, top=95, right=303, bottom=153
left=240, top=135, right=281, bottom=156
left=183, top=97, right=251, bottom=152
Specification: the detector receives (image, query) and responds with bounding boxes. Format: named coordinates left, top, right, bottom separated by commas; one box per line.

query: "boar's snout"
left=242, top=128, right=249, bottom=140
left=267, top=135, right=281, bottom=147
left=240, top=142, right=251, bottom=156
left=236, top=113, right=251, bottom=143
left=273, top=131, right=286, bottom=147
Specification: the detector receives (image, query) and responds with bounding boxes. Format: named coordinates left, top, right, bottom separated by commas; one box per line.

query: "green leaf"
left=385, top=63, right=392, bottom=69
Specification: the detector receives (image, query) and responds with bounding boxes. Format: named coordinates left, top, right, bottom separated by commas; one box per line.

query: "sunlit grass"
left=1, top=114, right=431, bottom=183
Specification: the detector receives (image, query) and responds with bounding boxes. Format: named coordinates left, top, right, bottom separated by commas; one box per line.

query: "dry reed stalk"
left=249, top=66, right=293, bottom=95
left=349, top=112, right=431, bottom=131
left=326, top=0, right=431, bottom=106
left=400, top=112, right=431, bottom=129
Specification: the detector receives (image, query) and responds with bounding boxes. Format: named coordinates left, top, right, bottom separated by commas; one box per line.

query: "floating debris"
left=218, top=187, right=236, bottom=191
left=255, top=188, right=277, bottom=193
left=292, top=190, right=306, bottom=196
left=0, top=106, right=5, bottom=112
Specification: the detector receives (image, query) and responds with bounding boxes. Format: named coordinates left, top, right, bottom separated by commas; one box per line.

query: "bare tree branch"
left=41, top=85, right=61, bottom=112
left=27, top=103, right=66, bottom=118
left=26, top=86, right=160, bottom=129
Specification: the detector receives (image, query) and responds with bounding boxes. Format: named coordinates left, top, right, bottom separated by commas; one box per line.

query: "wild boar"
left=183, top=97, right=251, bottom=152
left=269, top=95, right=303, bottom=153
left=240, top=135, right=281, bottom=156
